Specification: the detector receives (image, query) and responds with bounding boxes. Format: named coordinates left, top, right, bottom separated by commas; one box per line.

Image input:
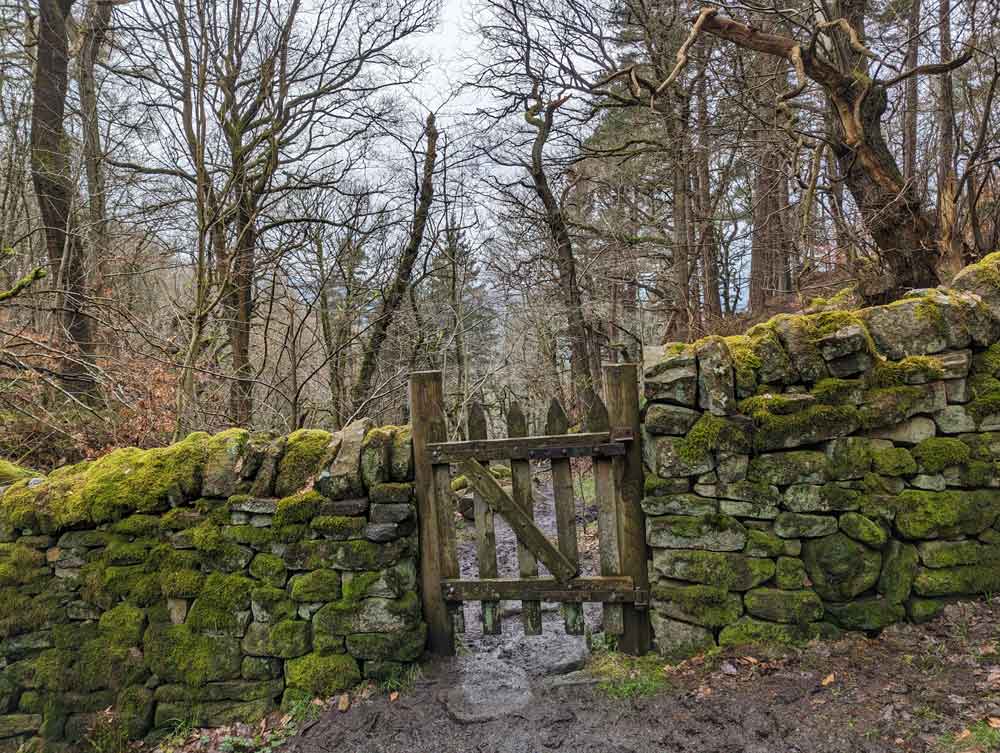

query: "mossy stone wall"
left=643, top=253, right=1000, bottom=657
left=0, top=421, right=422, bottom=750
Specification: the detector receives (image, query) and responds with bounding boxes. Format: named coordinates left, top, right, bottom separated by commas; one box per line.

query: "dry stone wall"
left=0, top=420, right=421, bottom=750
left=641, top=252, right=1000, bottom=656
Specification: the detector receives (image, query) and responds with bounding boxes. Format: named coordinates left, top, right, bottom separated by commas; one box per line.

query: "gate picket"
left=588, top=395, right=624, bottom=635
left=546, top=399, right=584, bottom=635
left=469, top=401, right=501, bottom=635
left=508, top=402, right=542, bottom=635
left=433, top=460, right=465, bottom=634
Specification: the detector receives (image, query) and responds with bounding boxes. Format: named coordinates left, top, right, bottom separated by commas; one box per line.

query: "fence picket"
left=588, top=394, right=624, bottom=635
left=469, top=401, right=501, bottom=635
left=546, top=399, right=584, bottom=635
left=508, top=402, right=542, bottom=635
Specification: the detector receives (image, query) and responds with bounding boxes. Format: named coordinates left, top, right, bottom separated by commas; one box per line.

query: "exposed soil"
left=288, top=475, right=1000, bottom=753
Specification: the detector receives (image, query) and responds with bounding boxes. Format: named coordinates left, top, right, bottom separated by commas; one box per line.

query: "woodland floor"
left=155, top=473, right=1000, bottom=753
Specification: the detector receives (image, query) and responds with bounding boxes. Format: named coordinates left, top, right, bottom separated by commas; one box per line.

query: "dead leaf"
left=389, top=691, right=399, bottom=702
left=821, top=673, right=835, bottom=686
left=338, top=693, right=351, bottom=712
left=989, top=717, right=1000, bottom=729
left=956, top=729, right=972, bottom=741
left=742, top=656, right=759, bottom=665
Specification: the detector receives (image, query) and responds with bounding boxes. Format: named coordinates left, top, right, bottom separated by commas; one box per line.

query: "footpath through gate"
left=408, top=364, right=652, bottom=657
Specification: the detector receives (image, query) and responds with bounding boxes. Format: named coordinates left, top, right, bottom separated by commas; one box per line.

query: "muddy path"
left=289, top=474, right=1000, bottom=753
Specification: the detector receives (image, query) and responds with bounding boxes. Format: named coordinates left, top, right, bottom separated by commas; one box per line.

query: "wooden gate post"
left=409, top=371, right=455, bottom=655
left=604, top=363, right=652, bottom=655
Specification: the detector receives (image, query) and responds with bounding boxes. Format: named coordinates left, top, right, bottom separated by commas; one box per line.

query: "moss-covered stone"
left=273, top=491, right=323, bottom=528
left=650, top=612, right=716, bottom=658
left=266, top=620, right=311, bottom=659
left=913, top=564, right=1000, bottom=596
left=360, top=426, right=393, bottom=489
left=313, top=591, right=420, bottom=636
left=0, top=459, right=35, bottom=485
left=651, top=549, right=773, bottom=591
left=783, top=484, right=861, bottom=513
left=871, top=447, right=917, bottom=477
left=185, top=573, right=254, bottom=634
left=646, top=514, right=746, bottom=551
left=160, top=568, right=204, bottom=599
left=143, top=624, right=242, bottom=686
left=774, top=557, right=807, bottom=589
left=718, top=617, right=821, bottom=647
left=839, top=512, right=887, bottom=549
left=744, top=587, right=823, bottom=624
left=274, top=429, right=338, bottom=498
left=824, top=597, right=905, bottom=630
left=912, top=437, right=971, bottom=472
left=743, top=529, right=784, bottom=557
left=248, top=554, right=286, bottom=588
left=774, top=512, right=838, bottom=539
left=115, top=685, right=154, bottom=739
left=878, top=541, right=918, bottom=603
left=677, top=414, right=750, bottom=465
left=747, top=451, right=829, bottom=486
left=287, top=570, right=339, bottom=604
left=651, top=582, right=743, bottom=627
left=743, top=398, right=860, bottom=452
left=345, top=624, right=427, bottom=661
left=892, top=489, right=1000, bottom=539
left=802, top=532, right=882, bottom=601
left=906, top=597, right=946, bottom=623
left=284, top=652, right=360, bottom=696
left=369, top=483, right=413, bottom=504
left=311, top=515, right=365, bottom=540
left=98, top=604, right=145, bottom=645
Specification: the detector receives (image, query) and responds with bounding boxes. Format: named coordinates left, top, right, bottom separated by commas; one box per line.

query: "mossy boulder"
left=651, top=549, right=774, bottom=591
left=650, top=612, right=715, bottom=658
left=774, top=512, right=838, bottom=539
left=718, top=617, right=821, bottom=647
left=0, top=459, right=35, bottom=485
left=824, top=597, right=906, bottom=630
left=143, top=624, right=242, bottom=686
left=360, top=426, right=394, bottom=489
left=839, top=512, right=887, bottom=549
left=744, top=400, right=859, bottom=452
left=284, top=652, right=360, bottom=696
left=802, top=532, right=881, bottom=601
left=313, top=592, right=420, bottom=636
left=878, top=541, right=918, bottom=603
left=913, top=564, right=1000, bottom=596
left=912, top=437, right=971, bottom=473
left=201, top=429, right=251, bottom=498
left=893, top=489, right=1000, bottom=539
left=744, top=588, right=823, bottom=624
left=774, top=557, right=807, bottom=589
left=99, top=604, right=146, bottom=645
left=289, top=570, right=342, bottom=602
left=871, top=447, right=917, bottom=476
left=249, top=554, right=287, bottom=588
left=651, top=582, right=743, bottom=627
left=345, top=624, right=427, bottom=661
left=646, top=514, right=746, bottom=552
left=185, top=573, right=254, bottom=634
left=747, top=451, right=829, bottom=485
left=274, top=429, right=338, bottom=498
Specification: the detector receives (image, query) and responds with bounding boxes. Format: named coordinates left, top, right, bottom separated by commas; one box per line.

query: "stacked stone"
left=0, top=421, right=423, bottom=750
left=642, top=252, right=1000, bottom=657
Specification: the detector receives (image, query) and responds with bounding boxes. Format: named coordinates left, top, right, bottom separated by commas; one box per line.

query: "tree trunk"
left=30, top=0, right=98, bottom=397
left=352, top=113, right=438, bottom=412
left=525, top=97, right=599, bottom=416
left=78, top=0, right=112, bottom=292
left=903, top=0, right=921, bottom=183
left=227, top=198, right=256, bottom=426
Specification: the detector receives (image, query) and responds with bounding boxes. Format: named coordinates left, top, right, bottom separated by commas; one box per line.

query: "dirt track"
left=289, top=475, right=1000, bottom=753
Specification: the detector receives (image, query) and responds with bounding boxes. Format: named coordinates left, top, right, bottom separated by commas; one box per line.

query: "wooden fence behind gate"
left=409, top=364, right=651, bottom=656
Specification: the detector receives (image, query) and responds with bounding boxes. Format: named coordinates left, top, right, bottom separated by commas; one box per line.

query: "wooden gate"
left=409, top=364, right=651, bottom=657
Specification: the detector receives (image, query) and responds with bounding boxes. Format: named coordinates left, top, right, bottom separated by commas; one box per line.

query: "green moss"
left=289, top=569, right=342, bottom=602
left=744, top=529, right=784, bottom=557
left=906, top=597, right=945, bottom=623
left=824, top=597, right=905, bottom=630
left=99, top=604, right=146, bottom=645
left=839, top=512, right=887, bottom=548
left=249, top=553, right=287, bottom=587
left=967, top=374, right=1000, bottom=422
left=913, top=564, right=1000, bottom=596
left=110, top=514, right=162, bottom=538
left=871, top=447, right=917, bottom=476
left=878, top=541, right=918, bottom=603
left=653, top=550, right=774, bottom=590
left=858, top=385, right=926, bottom=429
left=912, top=437, right=971, bottom=472
left=115, top=685, right=154, bottom=739
left=185, top=573, right=254, bottom=633
left=974, top=343, right=1000, bottom=377
left=284, top=652, right=361, bottom=696
left=892, top=489, right=1000, bottom=539
left=811, top=378, right=863, bottom=404
left=191, top=521, right=225, bottom=553
left=807, top=285, right=859, bottom=311
left=341, top=571, right=382, bottom=602
left=866, top=356, right=944, bottom=388
left=742, top=399, right=859, bottom=452
left=311, top=515, right=365, bottom=539
left=651, top=583, right=743, bottom=627
left=274, top=429, right=336, bottom=497
left=744, top=588, right=823, bottom=624
left=274, top=491, right=322, bottom=528
left=346, top=625, right=427, bottom=661
left=718, top=617, right=821, bottom=647
left=0, top=459, right=35, bottom=484
left=268, top=620, right=312, bottom=659
left=723, top=334, right=761, bottom=394
left=677, top=414, right=749, bottom=464
left=143, top=623, right=241, bottom=686
left=369, top=482, right=413, bottom=504
left=223, top=524, right=273, bottom=548
left=774, top=557, right=807, bottom=589
left=160, top=568, right=204, bottom=599
left=105, top=539, right=150, bottom=565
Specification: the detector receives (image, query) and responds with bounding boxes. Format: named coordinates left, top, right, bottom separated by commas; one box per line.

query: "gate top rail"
left=426, top=429, right=634, bottom=463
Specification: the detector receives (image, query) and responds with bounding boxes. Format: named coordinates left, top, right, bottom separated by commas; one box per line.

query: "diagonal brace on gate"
left=456, top=458, right=578, bottom=583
